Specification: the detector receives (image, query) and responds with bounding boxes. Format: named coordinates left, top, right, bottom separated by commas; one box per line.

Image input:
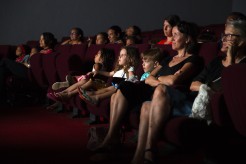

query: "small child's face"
left=94, top=50, right=102, bottom=63
left=125, top=26, right=134, bottom=36
left=118, top=49, right=127, bottom=66
left=30, top=47, right=38, bottom=56
left=142, top=58, right=156, bottom=73
left=126, top=38, right=134, bottom=46
left=16, top=46, right=23, bottom=56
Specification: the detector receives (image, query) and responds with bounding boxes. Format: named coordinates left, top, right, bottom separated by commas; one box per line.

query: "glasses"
left=221, top=33, right=240, bottom=41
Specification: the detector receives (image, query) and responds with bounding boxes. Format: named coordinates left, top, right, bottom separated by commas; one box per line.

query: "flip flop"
left=78, top=88, right=97, bottom=105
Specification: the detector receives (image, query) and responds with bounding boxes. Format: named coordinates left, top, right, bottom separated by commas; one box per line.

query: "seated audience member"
left=132, top=18, right=246, bottom=164
left=39, top=32, right=57, bottom=54
left=0, top=45, right=31, bottom=104
left=61, top=27, right=84, bottom=45
left=107, top=25, right=124, bottom=44
left=158, top=14, right=180, bottom=45
left=124, top=25, right=142, bottom=44
left=88, top=32, right=109, bottom=47
left=78, top=46, right=141, bottom=105
left=46, top=48, right=115, bottom=110
left=90, top=21, right=201, bottom=162
left=125, top=35, right=138, bottom=46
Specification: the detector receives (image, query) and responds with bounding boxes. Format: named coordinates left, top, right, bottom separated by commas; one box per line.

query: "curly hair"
left=42, top=32, right=57, bottom=49
left=114, top=46, right=140, bottom=78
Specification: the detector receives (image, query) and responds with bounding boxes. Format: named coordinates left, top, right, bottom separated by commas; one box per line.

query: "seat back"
left=0, top=45, right=11, bottom=60
left=29, top=53, right=48, bottom=88
left=42, top=52, right=60, bottom=87
left=84, top=44, right=105, bottom=73
left=198, top=42, right=219, bottom=66
left=222, top=64, right=246, bottom=137
left=152, top=44, right=176, bottom=57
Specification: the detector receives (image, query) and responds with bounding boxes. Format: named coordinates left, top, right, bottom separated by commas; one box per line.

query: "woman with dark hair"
left=90, top=21, right=201, bottom=162
left=158, top=14, right=180, bottom=45
left=107, top=25, right=124, bottom=44
left=61, top=27, right=84, bottom=45
left=124, top=25, right=142, bottom=44
left=39, top=32, right=57, bottom=54
left=88, top=32, right=109, bottom=47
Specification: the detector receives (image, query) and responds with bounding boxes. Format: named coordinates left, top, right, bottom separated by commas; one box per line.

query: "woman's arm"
left=190, top=81, right=202, bottom=92
left=158, top=62, right=194, bottom=87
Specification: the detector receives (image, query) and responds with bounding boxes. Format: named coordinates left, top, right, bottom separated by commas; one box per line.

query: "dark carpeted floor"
left=0, top=105, right=205, bottom=164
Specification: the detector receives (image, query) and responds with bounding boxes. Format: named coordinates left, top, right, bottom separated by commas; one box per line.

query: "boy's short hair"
left=141, top=48, right=163, bottom=63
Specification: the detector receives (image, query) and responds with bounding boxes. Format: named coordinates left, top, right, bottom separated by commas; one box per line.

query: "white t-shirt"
left=113, top=66, right=134, bottom=78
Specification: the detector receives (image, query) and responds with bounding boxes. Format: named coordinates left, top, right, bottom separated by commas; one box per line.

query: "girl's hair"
left=114, top=46, right=140, bottom=78
left=176, top=21, right=199, bottom=54
left=141, top=48, right=163, bottom=63
left=100, top=48, right=115, bottom=71
left=42, top=32, right=57, bottom=49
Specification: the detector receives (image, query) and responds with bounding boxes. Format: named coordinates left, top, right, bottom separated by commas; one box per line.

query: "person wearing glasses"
left=130, top=18, right=246, bottom=164
left=191, top=17, right=246, bottom=93
left=61, top=27, right=84, bottom=45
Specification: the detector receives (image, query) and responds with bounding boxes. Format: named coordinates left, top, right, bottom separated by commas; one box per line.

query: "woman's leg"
left=144, top=85, right=171, bottom=161
left=131, top=101, right=151, bottom=164
left=83, top=86, right=116, bottom=104
left=99, top=89, right=129, bottom=147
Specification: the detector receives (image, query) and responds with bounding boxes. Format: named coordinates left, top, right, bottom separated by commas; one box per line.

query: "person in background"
left=125, top=35, right=138, bottom=46
left=158, top=14, right=180, bottom=45
left=0, top=45, right=32, bottom=104
left=61, top=27, right=84, bottom=45
left=107, top=25, right=124, bottom=44
left=124, top=25, right=142, bottom=44
left=38, top=32, right=57, bottom=54
left=87, top=32, right=109, bottom=47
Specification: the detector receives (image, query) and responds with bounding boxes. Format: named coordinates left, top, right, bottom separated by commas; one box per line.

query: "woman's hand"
left=145, top=75, right=160, bottom=87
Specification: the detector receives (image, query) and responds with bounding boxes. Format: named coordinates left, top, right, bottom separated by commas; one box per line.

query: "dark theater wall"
left=0, top=0, right=240, bottom=45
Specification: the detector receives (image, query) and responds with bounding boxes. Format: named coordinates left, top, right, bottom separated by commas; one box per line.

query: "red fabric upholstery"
left=83, top=44, right=105, bottom=73
left=42, top=52, right=60, bottom=88
left=0, top=45, right=11, bottom=59
left=222, top=64, right=246, bottom=137
left=198, top=42, right=219, bottom=66
left=152, top=44, right=176, bottom=57
left=104, top=44, right=122, bottom=58
left=130, top=43, right=150, bottom=54
left=26, top=40, right=39, bottom=48
left=162, top=117, right=208, bottom=148
left=29, top=53, right=48, bottom=88
left=210, top=92, right=232, bottom=127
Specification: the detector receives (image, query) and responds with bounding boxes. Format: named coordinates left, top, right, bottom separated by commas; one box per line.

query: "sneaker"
left=66, top=75, right=76, bottom=85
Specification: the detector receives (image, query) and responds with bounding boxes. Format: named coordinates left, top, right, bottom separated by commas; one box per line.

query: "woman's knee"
left=153, top=85, right=168, bottom=98
left=140, top=102, right=150, bottom=118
